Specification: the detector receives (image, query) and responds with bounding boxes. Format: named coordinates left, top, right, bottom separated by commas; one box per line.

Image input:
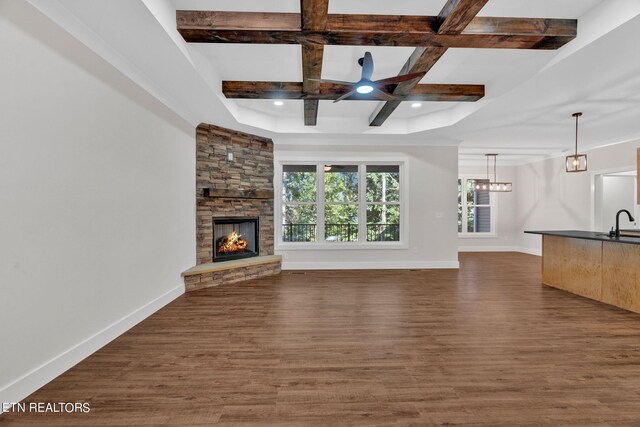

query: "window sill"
left=458, top=233, right=498, bottom=239
left=276, top=242, right=409, bottom=251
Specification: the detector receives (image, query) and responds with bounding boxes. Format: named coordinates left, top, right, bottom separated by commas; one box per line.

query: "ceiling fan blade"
left=374, top=71, right=426, bottom=86
left=333, top=89, right=358, bottom=103
left=372, top=88, right=399, bottom=101
left=361, top=51, right=374, bottom=81
left=307, top=78, right=355, bottom=86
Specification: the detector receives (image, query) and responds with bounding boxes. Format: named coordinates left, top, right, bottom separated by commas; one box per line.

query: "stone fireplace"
left=182, top=124, right=281, bottom=292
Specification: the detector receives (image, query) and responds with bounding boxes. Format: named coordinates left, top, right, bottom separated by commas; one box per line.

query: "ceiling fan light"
left=356, top=84, right=374, bottom=94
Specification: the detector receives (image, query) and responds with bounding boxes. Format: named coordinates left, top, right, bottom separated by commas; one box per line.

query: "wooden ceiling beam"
left=302, top=45, right=324, bottom=125
left=176, top=11, right=300, bottom=31
left=176, top=4, right=578, bottom=127
left=222, top=81, right=485, bottom=102
left=301, top=0, right=328, bottom=32
left=177, top=11, right=576, bottom=49
left=177, top=30, right=575, bottom=49
left=369, top=0, right=488, bottom=126
left=300, top=0, right=329, bottom=126
left=177, top=11, right=576, bottom=39
left=437, top=0, right=489, bottom=34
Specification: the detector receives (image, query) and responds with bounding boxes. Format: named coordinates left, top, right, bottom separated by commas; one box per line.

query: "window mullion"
left=462, top=178, right=469, bottom=234
left=400, top=164, right=405, bottom=242
left=359, top=164, right=366, bottom=243
left=277, top=163, right=283, bottom=243
left=317, top=163, right=325, bottom=242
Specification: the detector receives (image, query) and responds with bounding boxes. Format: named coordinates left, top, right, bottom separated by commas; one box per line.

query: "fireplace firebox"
left=213, top=217, right=259, bottom=262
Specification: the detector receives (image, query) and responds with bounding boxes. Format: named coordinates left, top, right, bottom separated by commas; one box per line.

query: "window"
left=280, top=163, right=403, bottom=245
left=324, top=165, right=359, bottom=242
left=366, top=165, right=400, bottom=242
left=458, top=178, right=493, bottom=235
left=282, top=165, right=317, bottom=242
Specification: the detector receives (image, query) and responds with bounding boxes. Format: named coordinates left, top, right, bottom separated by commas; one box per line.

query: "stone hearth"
left=182, top=255, right=281, bottom=292
left=182, top=123, right=281, bottom=292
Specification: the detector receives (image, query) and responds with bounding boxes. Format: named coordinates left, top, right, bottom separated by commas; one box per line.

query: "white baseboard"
left=282, top=260, right=460, bottom=270
left=458, top=246, right=541, bottom=257
left=0, top=284, right=184, bottom=406
left=458, top=246, right=520, bottom=252
left=516, top=247, right=542, bottom=257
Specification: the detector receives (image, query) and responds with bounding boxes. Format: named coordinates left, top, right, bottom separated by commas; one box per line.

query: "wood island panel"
left=542, top=235, right=602, bottom=301
left=602, top=241, right=640, bottom=313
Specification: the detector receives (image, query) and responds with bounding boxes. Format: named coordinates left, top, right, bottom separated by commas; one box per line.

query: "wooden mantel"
left=203, top=187, right=274, bottom=200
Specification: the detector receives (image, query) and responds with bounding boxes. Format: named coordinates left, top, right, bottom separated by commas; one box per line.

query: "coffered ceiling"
left=24, top=0, right=640, bottom=162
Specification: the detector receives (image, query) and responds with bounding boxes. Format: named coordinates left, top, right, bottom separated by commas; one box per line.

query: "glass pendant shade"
left=566, top=112, right=587, bottom=173
left=475, top=154, right=513, bottom=192
left=565, top=154, right=587, bottom=173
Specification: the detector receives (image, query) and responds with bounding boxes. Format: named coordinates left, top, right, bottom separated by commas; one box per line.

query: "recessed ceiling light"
left=273, top=100, right=284, bottom=106
left=411, top=102, right=422, bottom=109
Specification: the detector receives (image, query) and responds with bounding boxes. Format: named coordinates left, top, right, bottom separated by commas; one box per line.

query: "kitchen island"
left=526, top=230, right=640, bottom=314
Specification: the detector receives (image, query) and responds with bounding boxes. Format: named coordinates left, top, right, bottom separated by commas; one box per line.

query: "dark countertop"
left=525, top=230, right=640, bottom=245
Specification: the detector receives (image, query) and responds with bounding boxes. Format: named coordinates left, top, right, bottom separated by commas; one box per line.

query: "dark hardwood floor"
left=3, top=253, right=640, bottom=426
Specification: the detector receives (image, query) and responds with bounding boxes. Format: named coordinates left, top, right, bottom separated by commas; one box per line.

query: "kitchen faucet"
left=612, top=209, right=636, bottom=238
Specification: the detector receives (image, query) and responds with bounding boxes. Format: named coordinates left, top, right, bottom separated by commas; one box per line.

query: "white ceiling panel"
left=191, top=44, right=302, bottom=82
left=171, top=0, right=299, bottom=12
left=36, top=0, right=640, bottom=160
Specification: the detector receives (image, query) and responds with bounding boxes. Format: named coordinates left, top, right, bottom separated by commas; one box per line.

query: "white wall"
left=457, top=165, right=519, bottom=252
left=0, top=0, right=195, bottom=403
left=517, top=139, right=640, bottom=253
left=274, top=142, right=459, bottom=269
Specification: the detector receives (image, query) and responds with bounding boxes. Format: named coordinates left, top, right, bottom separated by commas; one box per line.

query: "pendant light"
left=475, top=154, right=512, bottom=192
left=566, top=112, right=587, bottom=173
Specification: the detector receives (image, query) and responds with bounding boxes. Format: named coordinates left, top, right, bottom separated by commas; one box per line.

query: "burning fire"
left=217, top=231, right=248, bottom=254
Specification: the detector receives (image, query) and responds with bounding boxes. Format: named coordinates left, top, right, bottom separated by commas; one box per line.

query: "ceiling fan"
left=310, top=52, right=426, bottom=103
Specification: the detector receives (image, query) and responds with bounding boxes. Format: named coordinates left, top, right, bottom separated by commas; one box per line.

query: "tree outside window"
left=282, top=165, right=317, bottom=242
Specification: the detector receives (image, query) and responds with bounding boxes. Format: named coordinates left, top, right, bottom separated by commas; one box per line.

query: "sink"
left=595, top=231, right=640, bottom=238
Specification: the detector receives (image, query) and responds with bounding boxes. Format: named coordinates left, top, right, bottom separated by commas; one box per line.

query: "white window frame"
left=458, top=175, right=498, bottom=238
left=275, top=158, right=409, bottom=250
